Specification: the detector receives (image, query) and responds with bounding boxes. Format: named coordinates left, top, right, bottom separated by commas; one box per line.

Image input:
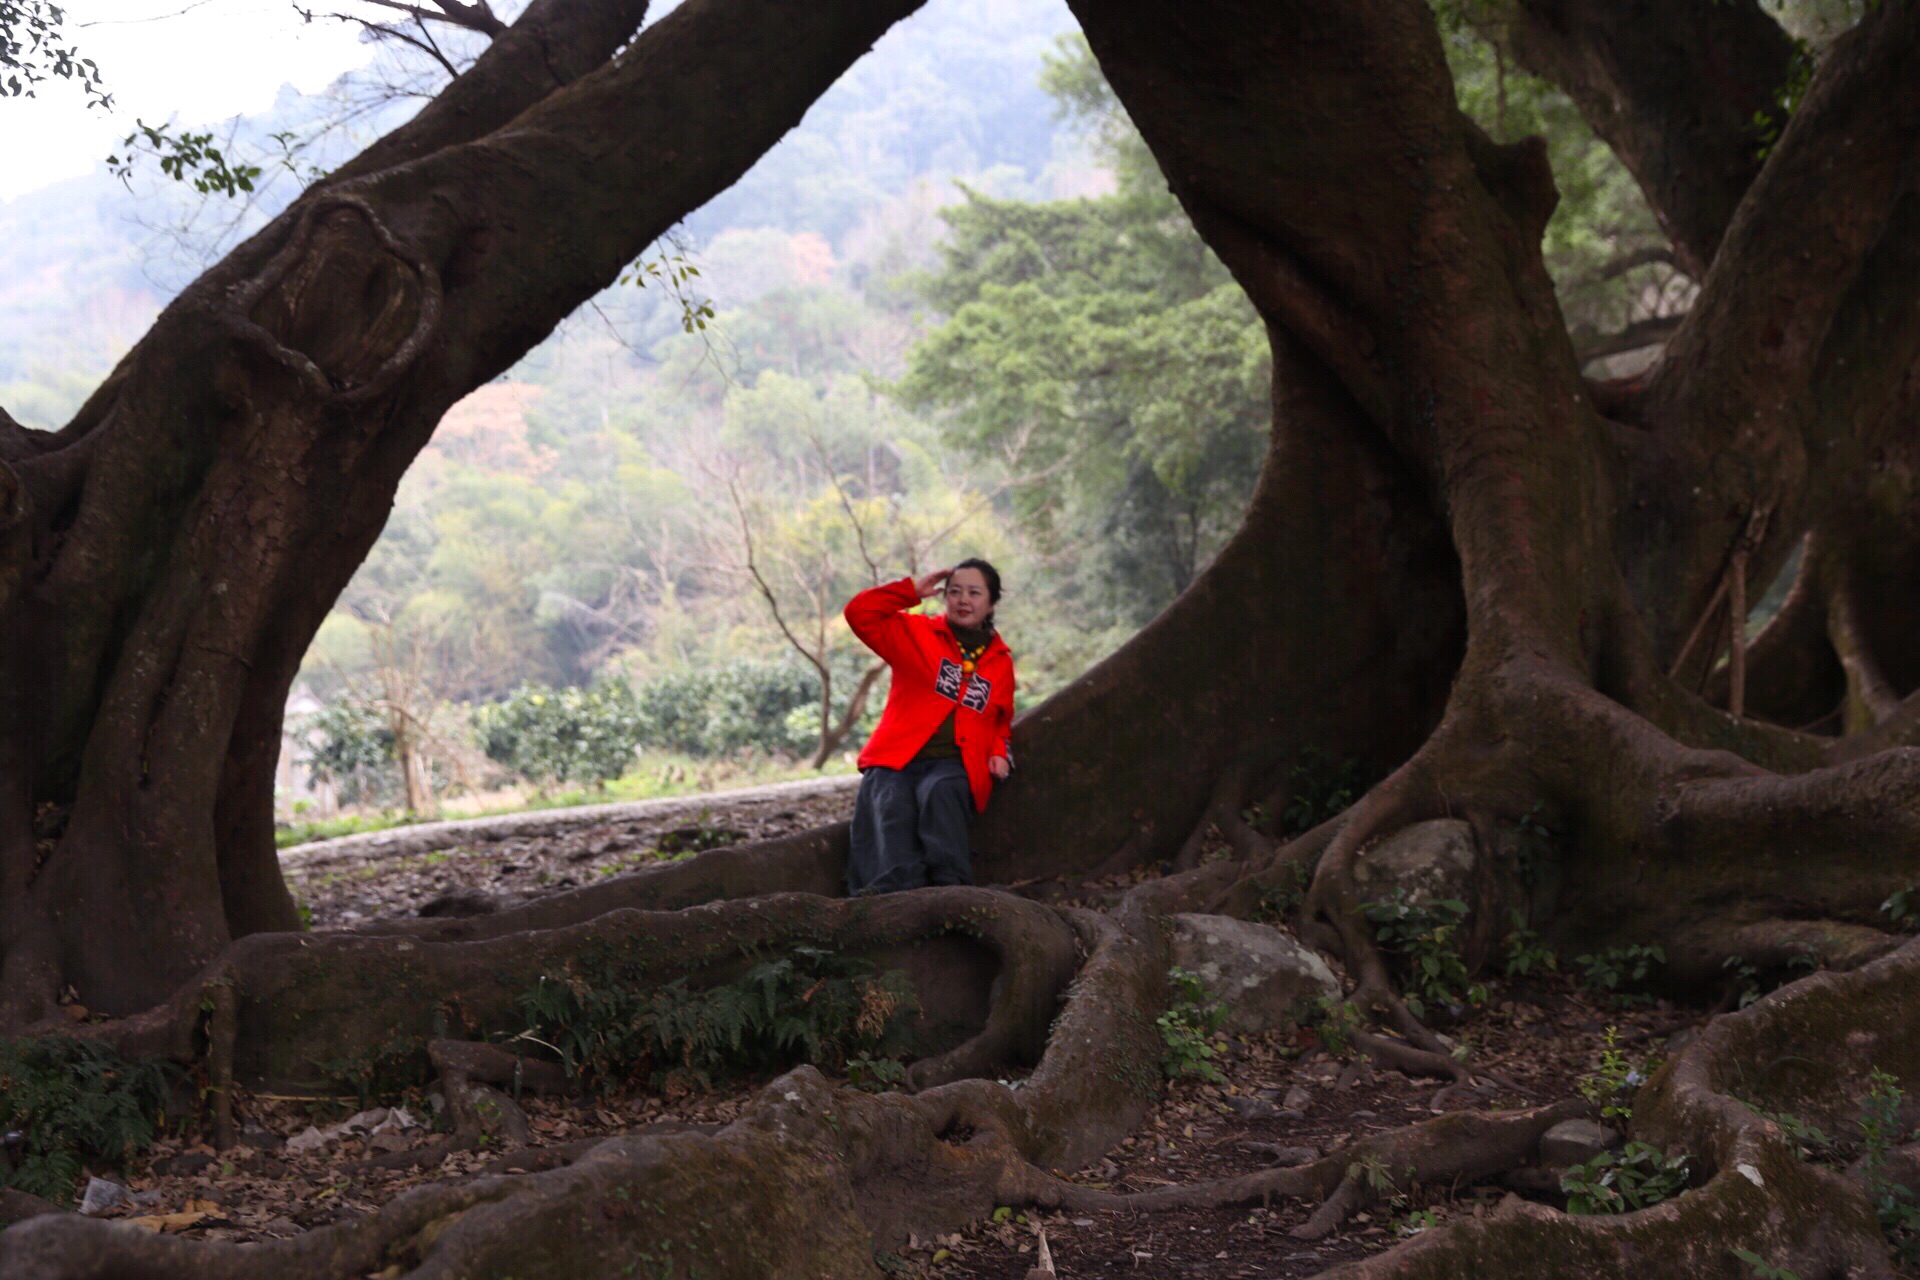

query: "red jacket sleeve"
left=843, top=577, right=924, bottom=668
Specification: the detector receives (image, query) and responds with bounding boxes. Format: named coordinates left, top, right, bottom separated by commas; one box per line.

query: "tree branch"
left=1649, top=2, right=1920, bottom=459
left=1499, top=0, right=1795, bottom=278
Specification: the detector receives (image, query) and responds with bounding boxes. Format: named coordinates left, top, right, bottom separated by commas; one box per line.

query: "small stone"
left=77, top=1178, right=127, bottom=1216
left=1540, top=1119, right=1622, bottom=1166
left=1283, top=1085, right=1313, bottom=1112
left=153, top=1152, right=216, bottom=1177
left=1225, top=1095, right=1279, bottom=1120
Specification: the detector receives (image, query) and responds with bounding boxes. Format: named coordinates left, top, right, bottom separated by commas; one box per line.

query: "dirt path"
left=283, top=775, right=858, bottom=928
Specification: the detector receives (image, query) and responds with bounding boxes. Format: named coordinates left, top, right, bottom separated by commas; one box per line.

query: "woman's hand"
left=989, top=756, right=1011, bottom=781
left=914, top=567, right=953, bottom=598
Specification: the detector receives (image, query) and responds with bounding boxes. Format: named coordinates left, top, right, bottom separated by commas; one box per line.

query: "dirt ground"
left=70, top=787, right=1703, bottom=1277
left=283, top=778, right=859, bottom=926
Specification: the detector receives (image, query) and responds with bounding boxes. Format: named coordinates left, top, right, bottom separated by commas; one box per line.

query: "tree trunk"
left=10, top=0, right=1920, bottom=1277
left=0, top=0, right=930, bottom=1023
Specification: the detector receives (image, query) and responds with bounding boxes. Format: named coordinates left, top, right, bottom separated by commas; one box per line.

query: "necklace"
left=956, top=636, right=989, bottom=676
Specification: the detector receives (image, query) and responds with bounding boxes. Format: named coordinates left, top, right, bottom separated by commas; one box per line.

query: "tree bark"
left=9, top=0, right=1920, bottom=1277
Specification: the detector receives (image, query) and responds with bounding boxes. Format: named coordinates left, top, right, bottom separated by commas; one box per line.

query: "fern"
left=519, top=944, right=919, bottom=1093
left=0, top=1037, right=182, bottom=1205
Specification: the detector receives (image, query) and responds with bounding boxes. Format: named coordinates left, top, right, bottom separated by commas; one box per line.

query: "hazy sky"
left=2, top=0, right=372, bottom=201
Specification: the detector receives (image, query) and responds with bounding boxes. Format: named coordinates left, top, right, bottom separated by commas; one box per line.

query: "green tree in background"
left=901, top=34, right=1269, bottom=629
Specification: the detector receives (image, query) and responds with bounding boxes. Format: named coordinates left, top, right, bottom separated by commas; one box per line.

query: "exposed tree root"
left=1047, top=1099, right=1588, bottom=1231
left=1310, top=939, right=1920, bottom=1280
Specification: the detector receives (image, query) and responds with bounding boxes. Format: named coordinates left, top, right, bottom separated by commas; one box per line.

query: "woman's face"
left=944, top=568, right=993, bottom=628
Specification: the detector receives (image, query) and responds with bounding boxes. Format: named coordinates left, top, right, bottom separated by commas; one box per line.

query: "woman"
left=842, top=559, right=1015, bottom=894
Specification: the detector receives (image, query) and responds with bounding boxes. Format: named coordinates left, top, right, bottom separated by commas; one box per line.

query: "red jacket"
left=845, top=577, right=1015, bottom=812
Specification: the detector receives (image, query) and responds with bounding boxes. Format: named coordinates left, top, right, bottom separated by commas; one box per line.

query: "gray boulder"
left=1540, top=1119, right=1622, bottom=1167
left=1352, top=818, right=1477, bottom=906
left=1168, top=914, right=1341, bottom=1034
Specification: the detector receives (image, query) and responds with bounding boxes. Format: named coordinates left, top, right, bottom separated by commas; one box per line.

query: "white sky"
left=2, top=0, right=373, bottom=201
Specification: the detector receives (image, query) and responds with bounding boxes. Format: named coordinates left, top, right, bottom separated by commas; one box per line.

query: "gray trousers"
left=847, top=758, right=974, bottom=895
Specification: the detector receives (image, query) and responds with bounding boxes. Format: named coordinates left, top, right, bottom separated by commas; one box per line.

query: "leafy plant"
left=1502, top=911, right=1557, bottom=977
left=1250, top=860, right=1311, bottom=924
left=1858, top=1068, right=1920, bottom=1263
left=1278, top=750, right=1372, bottom=837
left=1313, top=996, right=1364, bottom=1059
left=1362, top=891, right=1486, bottom=1020
left=1732, top=1096, right=1833, bottom=1164
left=520, top=944, right=918, bottom=1093
left=315, top=1032, right=427, bottom=1109
left=106, top=120, right=261, bottom=196
left=1722, top=956, right=1762, bottom=1009
left=1574, top=944, right=1664, bottom=1006
left=845, top=1053, right=909, bottom=1093
left=1577, top=1026, right=1651, bottom=1124
left=1560, top=1141, right=1690, bottom=1214
left=1157, top=967, right=1229, bottom=1083
left=1880, top=888, right=1919, bottom=932
left=0, top=1037, right=182, bottom=1205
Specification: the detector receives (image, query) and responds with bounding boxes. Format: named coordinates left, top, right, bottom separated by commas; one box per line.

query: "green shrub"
left=1859, top=1068, right=1920, bottom=1263
left=1502, top=912, right=1557, bottom=977
left=1560, top=1141, right=1690, bottom=1214
left=473, top=677, right=642, bottom=790
left=296, top=698, right=399, bottom=807
left=633, top=655, right=879, bottom=758
left=0, top=1037, right=182, bottom=1205
left=1158, top=967, right=1229, bottom=1082
left=1361, top=890, right=1486, bottom=1019
left=520, top=944, right=918, bottom=1092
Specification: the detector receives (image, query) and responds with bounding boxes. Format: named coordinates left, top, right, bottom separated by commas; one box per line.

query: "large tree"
left=7, top=0, right=1920, bottom=1277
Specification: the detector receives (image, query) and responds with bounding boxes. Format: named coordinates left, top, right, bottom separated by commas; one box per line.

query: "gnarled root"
left=1311, top=938, right=1920, bottom=1280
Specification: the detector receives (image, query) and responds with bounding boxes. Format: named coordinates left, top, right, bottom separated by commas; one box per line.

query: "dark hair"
left=951, top=557, right=1002, bottom=604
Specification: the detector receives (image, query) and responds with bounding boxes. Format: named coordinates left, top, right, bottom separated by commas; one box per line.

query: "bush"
left=473, top=677, right=642, bottom=790
left=296, top=698, right=398, bottom=807
left=1362, top=890, right=1486, bottom=1019
left=0, top=1037, right=182, bottom=1205
left=632, top=655, right=881, bottom=758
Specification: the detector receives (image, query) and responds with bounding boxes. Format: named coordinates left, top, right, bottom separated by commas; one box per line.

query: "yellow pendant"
left=961, top=660, right=976, bottom=675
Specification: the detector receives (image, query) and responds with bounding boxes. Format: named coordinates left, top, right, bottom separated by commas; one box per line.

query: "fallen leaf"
left=123, top=1210, right=208, bottom=1234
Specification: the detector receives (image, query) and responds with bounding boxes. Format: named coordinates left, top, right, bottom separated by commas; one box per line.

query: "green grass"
left=276, top=752, right=857, bottom=849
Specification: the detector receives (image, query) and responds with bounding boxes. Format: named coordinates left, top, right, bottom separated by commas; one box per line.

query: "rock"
left=1168, top=915, right=1342, bottom=1034
left=1539, top=1119, right=1622, bottom=1167
left=77, top=1177, right=127, bottom=1216
left=1351, top=818, right=1478, bottom=907
left=1283, top=1084, right=1314, bottom=1112
left=1225, top=1095, right=1279, bottom=1120
left=285, top=1125, right=330, bottom=1155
